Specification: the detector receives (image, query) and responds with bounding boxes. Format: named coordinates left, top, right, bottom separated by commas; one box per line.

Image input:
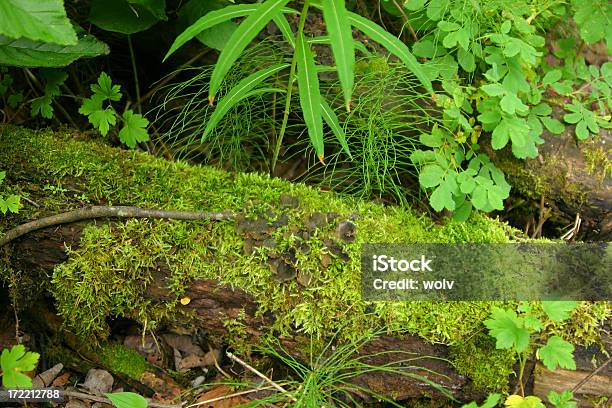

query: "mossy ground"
left=0, top=125, right=608, bottom=393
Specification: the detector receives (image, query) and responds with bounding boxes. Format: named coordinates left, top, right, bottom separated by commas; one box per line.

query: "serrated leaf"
left=541, top=301, right=578, bottom=322
left=548, top=390, right=577, bottom=408
left=482, top=83, right=505, bottom=96
left=0, top=34, right=109, bottom=68
left=208, top=0, right=290, bottom=102
left=105, top=392, right=147, bottom=408
left=297, top=32, right=324, bottom=162
left=537, top=336, right=575, bottom=371
left=92, top=72, right=122, bottom=101
left=8, top=91, right=24, bottom=109
left=202, top=64, right=289, bottom=141
left=321, top=98, right=351, bottom=159
left=419, top=164, right=445, bottom=188
left=322, top=0, right=354, bottom=111
left=484, top=307, right=530, bottom=352
left=500, top=93, right=528, bottom=115
left=30, top=95, right=53, bottom=119
left=79, top=95, right=117, bottom=136
left=347, top=11, right=432, bottom=92
left=119, top=110, right=149, bottom=148
left=1, top=345, right=39, bottom=388
left=0, top=0, right=77, bottom=45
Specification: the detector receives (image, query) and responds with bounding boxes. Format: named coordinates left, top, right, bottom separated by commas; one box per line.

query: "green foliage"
left=548, top=390, right=577, bottom=408
left=0, top=0, right=77, bottom=45
left=176, top=0, right=237, bottom=51
left=89, top=0, right=167, bottom=34
left=0, top=170, right=20, bottom=215
left=165, top=0, right=431, bottom=167
left=105, top=392, right=147, bottom=408
left=30, top=69, right=67, bottom=119
left=0, top=345, right=39, bottom=388
left=483, top=301, right=579, bottom=395
left=79, top=72, right=150, bottom=148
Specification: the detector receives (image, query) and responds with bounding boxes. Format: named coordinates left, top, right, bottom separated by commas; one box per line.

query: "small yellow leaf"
left=208, top=95, right=215, bottom=106
left=318, top=155, right=325, bottom=165
left=180, top=297, right=191, bottom=305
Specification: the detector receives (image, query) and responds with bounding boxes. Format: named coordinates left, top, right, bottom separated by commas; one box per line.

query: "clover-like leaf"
left=1, top=345, right=39, bottom=388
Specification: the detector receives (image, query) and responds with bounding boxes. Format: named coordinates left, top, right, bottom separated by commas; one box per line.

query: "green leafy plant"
left=79, top=72, right=150, bottom=148
left=0, top=345, right=39, bottom=388
left=105, top=391, right=148, bottom=408
left=0, top=170, right=20, bottom=215
left=484, top=301, right=578, bottom=395
left=164, top=0, right=432, bottom=173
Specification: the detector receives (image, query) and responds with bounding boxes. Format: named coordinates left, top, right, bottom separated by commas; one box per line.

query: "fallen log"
left=0, top=125, right=606, bottom=402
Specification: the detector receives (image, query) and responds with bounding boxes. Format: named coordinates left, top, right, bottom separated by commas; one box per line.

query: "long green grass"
left=189, top=330, right=455, bottom=407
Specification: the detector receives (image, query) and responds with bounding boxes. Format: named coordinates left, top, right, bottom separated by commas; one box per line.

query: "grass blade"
left=209, top=0, right=291, bottom=103
left=322, top=0, right=354, bottom=111
left=273, top=14, right=295, bottom=48
left=347, top=12, right=433, bottom=93
left=202, top=63, right=289, bottom=141
left=297, top=31, right=325, bottom=163
left=164, top=4, right=258, bottom=61
left=321, top=98, right=352, bottom=159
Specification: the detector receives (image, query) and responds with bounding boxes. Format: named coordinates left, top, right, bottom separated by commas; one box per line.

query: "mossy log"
left=0, top=125, right=607, bottom=402
left=486, top=118, right=611, bottom=240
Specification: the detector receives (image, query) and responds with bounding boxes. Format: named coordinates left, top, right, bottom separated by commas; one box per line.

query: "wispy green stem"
left=271, top=0, right=310, bottom=176
left=127, top=35, right=141, bottom=114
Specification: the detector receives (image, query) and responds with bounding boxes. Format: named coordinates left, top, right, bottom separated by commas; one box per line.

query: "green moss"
left=0, top=125, right=608, bottom=393
left=99, top=343, right=147, bottom=380
left=451, top=334, right=515, bottom=393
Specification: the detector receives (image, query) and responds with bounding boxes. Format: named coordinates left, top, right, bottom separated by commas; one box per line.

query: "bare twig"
left=64, top=390, right=182, bottom=408
left=19, top=195, right=40, bottom=208
left=226, top=351, right=297, bottom=402
left=0, top=206, right=234, bottom=247
left=392, top=0, right=419, bottom=42
left=186, top=384, right=284, bottom=408
left=571, top=356, right=612, bottom=393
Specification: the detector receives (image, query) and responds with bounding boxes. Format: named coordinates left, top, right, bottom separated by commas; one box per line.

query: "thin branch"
left=571, top=355, right=612, bottom=394
left=392, top=0, right=419, bottom=42
left=64, top=390, right=182, bottom=408
left=226, top=352, right=297, bottom=402
left=186, top=384, right=283, bottom=408
left=0, top=206, right=234, bottom=247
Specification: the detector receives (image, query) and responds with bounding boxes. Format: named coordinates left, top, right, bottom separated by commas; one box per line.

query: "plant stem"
left=127, top=35, right=141, bottom=114
left=270, top=0, right=310, bottom=176
left=517, top=353, right=526, bottom=397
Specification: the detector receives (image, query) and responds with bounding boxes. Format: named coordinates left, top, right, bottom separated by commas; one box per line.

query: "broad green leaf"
left=0, top=0, right=77, bottom=45
left=420, top=132, right=443, bottom=147
left=129, top=0, right=167, bottom=21
left=177, top=0, right=237, bottom=51
left=322, top=0, right=354, bottom=111
left=458, top=48, right=475, bottom=72
left=452, top=200, right=472, bottom=221
left=105, top=392, right=147, bottom=408
left=1, top=345, right=39, bottom=388
left=79, top=95, right=117, bottom=136
left=541, top=301, right=578, bottom=322
left=296, top=32, right=324, bottom=162
left=537, top=336, right=575, bottom=371
left=347, top=12, right=432, bottom=92
left=202, top=63, right=289, bottom=141
left=426, top=0, right=448, bottom=21
left=31, top=95, right=53, bottom=118
left=484, top=307, right=530, bottom=352
left=542, top=69, right=562, bottom=86
left=119, top=110, right=150, bottom=148
left=0, top=195, right=20, bottom=214
left=575, top=120, right=589, bottom=140
left=90, top=0, right=163, bottom=34
left=166, top=4, right=260, bottom=59
left=320, top=98, right=351, bottom=159
left=501, top=21, right=511, bottom=34
left=505, top=395, right=545, bottom=408
left=500, top=93, right=528, bottom=115
left=209, top=0, right=291, bottom=102
left=481, top=83, right=505, bottom=96
left=419, top=164, right=445, bottom=188
left=0, top=34, right=109, bottom=68
left=273, top=14, right=295, bottom=48
left=540, top=117, right=565, bottom=134
left=438, top=21, right=460, bottom=32
left=404, top=0, right=426, bottom=11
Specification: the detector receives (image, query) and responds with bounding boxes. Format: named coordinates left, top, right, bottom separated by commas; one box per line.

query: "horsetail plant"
left=164, top=0, right=432, bottom=173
